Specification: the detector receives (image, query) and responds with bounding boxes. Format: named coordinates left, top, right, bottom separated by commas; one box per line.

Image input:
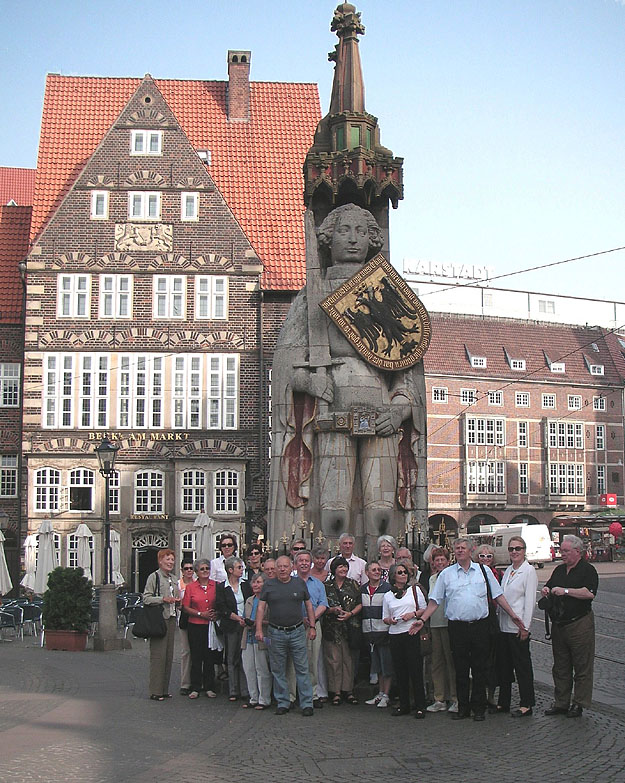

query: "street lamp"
left=244, top=494, right=256, bottom=549
left=94, top=436, right=123, bottom=651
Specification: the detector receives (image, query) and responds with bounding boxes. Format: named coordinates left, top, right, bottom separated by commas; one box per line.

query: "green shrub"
left=42, top=567, right=93, bottom=632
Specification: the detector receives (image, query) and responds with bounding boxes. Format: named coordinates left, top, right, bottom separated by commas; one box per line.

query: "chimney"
left=227, top=50, right=251, bottom=121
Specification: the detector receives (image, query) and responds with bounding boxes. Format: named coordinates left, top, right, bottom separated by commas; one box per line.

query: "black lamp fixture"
left=95, top=435, right=120, bottom=478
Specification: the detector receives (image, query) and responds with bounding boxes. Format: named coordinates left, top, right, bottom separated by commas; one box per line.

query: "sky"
left=2, top=0, right=625, bottom=306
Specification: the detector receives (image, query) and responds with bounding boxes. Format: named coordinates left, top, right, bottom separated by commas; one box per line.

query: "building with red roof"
left=0, top=166, right=35, bottom=207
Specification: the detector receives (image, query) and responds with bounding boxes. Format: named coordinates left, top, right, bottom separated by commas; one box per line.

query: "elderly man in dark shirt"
left=256, top=555, right=317, bottom=716
left=541, top=534, right=598, bottom=718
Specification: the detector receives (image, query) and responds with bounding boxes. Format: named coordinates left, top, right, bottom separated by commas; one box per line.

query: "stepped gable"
left=31, top=73, right=321, bottom=290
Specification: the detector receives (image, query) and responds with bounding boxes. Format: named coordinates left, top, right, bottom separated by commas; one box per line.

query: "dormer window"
left=510, top=359, right=525, bottom=371
left=131, top=130, right=162, bottom=156
left=590, top=364, right=604, bottom=376
left=471, top=356, right=487, bottom=368
left=550, top=362, right=565, bottom=373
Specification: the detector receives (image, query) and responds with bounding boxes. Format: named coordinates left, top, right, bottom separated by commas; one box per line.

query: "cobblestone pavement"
left=1, top=562, right=623, bottom=783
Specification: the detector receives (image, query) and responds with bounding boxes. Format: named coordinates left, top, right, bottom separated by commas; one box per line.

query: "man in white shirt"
left=328, top=533, right=367, bottom=586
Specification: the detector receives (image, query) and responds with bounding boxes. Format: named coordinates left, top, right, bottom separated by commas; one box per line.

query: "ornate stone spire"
left=304, top=3, right=404, bottom=249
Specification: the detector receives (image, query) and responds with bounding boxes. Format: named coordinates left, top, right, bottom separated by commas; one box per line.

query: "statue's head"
left=317, top=204, right=383, bottom=267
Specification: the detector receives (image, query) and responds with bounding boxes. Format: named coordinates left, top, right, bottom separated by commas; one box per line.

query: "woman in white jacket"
left=496, top=536, right=537, bottom=717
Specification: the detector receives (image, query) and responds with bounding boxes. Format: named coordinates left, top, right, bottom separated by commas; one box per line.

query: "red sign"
left=599, top=493, right=617, bottom=507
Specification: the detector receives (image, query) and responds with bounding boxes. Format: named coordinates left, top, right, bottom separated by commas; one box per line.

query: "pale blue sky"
left=2, top=0, right=625, bottom=304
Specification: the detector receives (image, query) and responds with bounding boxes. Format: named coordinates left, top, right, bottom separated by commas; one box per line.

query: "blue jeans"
left=268, top=625, right=313, bottom=709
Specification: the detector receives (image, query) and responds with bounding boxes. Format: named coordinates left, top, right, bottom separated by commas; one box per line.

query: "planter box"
left=45, top=630, right=88, bottom=651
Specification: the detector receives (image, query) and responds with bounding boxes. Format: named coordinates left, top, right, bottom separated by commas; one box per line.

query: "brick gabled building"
left=423, top=313, right=624, bottom=542
left=22, top=57, right=320, bottom=589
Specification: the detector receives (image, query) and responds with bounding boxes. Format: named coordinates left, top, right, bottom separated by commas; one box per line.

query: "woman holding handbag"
left=142, top=548, right=180, bottom=701
left=383, top=563, right=428, bottom=718
left=182, top=559, right=218, bottom=699
left=215, top=556, right=252, bottom=701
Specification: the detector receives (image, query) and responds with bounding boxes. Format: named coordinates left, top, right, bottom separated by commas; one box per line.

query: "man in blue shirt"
left=412, top=538, right=524, bottom=721
left=286, top=549, right=329, bottom=708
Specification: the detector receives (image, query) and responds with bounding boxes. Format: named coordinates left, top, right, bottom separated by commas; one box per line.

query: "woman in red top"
left=182, top=558, right=218, bottom=699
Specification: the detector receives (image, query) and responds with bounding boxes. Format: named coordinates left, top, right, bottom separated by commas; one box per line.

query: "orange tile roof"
left=424, top=313, right=622, bottom=386
left=0, top=166, right=35, bottom=206
left=0, top=205, right=31, bottom=322
left=32, top=75, right=321, bottom=290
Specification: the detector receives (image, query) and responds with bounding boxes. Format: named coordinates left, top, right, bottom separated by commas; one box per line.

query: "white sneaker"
left=376, top=694, right=390, bottom=708
left=426, top=700, right=447, bottom=712
left=448, top=701, right=458, bottom=713
left=365, top=692, right=383, bottom=706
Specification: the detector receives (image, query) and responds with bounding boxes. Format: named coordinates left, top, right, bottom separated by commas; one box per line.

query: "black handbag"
left=537, top=593, right=565, bottom=640
left=479, top=564, right=501, bottom=638
left=132, top=574, right=167, bottom=639
left=412, top=584, right=432, bottom=656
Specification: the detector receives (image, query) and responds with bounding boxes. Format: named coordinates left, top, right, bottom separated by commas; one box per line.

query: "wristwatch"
left=564, top=588, right=569, bottom=595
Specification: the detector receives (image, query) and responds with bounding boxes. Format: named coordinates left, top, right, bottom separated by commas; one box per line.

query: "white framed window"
left=431, top=387, right=448, bottom=403
left=589, top=364, right=604, bottom=376
left=488, top=390, right=503, bottom=406
left=517, top=421, right=528, bottom=448
left=135, top=471, right=164, bottom=513
left=519, top=462, right=528, bottom=494
left=154, top=276, right=185, bottom=319
left=118, top=354, right=164, bottom=429
left=549, top=463, right=584, bottom=496
left=181, top=192, right=199, bottom=221
left=128, top=191, right=160, bottom=220
left=173, top=355, right=202, bottom=429
left=550, top=362, right=565, bottom=374
left=510, top=359, right=526, bottom=371
left=69, top=468, right=94, bottom=512
left=58, top=274, right=90, bottom=318
left=597, top=465, right=606, bottom=494
left=67, top=530, right=94, bottom=571
left=596, top=424, right=605, bottom=451
left=214, top=470, right=239, bottom=513
left=79, top=355, right=109, bottom=429
left=108, top=470, right=120, bottom=514
left=182, top=470, right=206, bottom=513
left=35, top=468, right=60, bottom=512
left=0, top=455, right=18, bottom=497
left=515, top=392, right=530, bottom=408
left=43, top=354, right=75, bottom=428
left=181, top=531, right=197, bottom=561
left=461, top=388, right=477, bottom=406
left=130, top=130, right=162, bottom=156
left=471, top=356, right=487, bottom=368
left=208, top=355, right=238, bottom=429
left=90, top=190, right=109, bottom=219
left=99, top=275, right=131, bottom=318
left=539, top=299, right=555, bottom=314
left=593, top=396, right=606, bottom=411
left=568, top=395, right=582, bottom=410
left=542, top=394, right=556, bottom=409
left=467, top=461, right=505, bottom=494
left=0, top=363, right=20, bottom=407
left=466, top=417, right=505, bottom=446
left=195, top=276, right=228, bottom=320
left=548, top=421, right=583, bottom=449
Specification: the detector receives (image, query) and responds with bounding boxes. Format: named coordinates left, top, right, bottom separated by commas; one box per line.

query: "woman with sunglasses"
left=495, top=536, right=536, bottom=717
left=182, top=559, right=218, bottom=699
left=475, top=544, right=502, bottom=712
left=245, top=545, right=263, bottom=581
left=210, top=534, right=238, bottom=584
left=177, top=559, right=196, bottom=695
left=383, top=563, right=427, bottom=718
left=216, top=556, right=252, bottom=701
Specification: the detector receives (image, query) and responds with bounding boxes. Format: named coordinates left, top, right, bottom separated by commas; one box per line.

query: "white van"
left=477, top=523, right=552, bottom=568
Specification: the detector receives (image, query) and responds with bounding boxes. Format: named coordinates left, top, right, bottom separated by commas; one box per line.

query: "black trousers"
left=187, top=622, right=216, bottom=693
left=389, top=632, right=425, bottom=713
left=447, top=618, right=490, bottom=715
left=497, top=632, right=535, bottom=709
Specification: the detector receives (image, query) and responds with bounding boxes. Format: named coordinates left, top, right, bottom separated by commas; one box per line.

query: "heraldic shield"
left=320, top=254, right=431, bottom=371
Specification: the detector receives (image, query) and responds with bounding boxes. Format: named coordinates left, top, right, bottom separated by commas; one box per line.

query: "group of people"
left=142, top=530, right=598, bottom=721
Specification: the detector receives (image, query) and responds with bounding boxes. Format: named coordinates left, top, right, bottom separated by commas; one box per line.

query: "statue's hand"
left=291, top=368, right=334, bottom=403
left=375, top=404, right=410, bottom=436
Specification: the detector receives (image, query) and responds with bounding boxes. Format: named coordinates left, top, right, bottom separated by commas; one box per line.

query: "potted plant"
left=42, top=566, right=92, bottom=651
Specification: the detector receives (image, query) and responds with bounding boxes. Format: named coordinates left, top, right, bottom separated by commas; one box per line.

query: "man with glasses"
left=210, top=534, right=237, bottom=584
left=541, top=534, right=598, bottom=718
left=411, top=538, right=524, bottom=721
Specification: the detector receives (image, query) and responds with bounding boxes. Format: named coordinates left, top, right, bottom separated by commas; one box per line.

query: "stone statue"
left=268, top=204, right=428, bottom=554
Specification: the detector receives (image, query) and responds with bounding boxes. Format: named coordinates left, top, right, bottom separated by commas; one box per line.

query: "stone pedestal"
left=94, top=584, right=130, bottom=651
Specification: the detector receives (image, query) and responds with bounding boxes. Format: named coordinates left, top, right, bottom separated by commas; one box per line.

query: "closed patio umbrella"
left=110, top=529, right=125, bottom=586
left=193, top=512, right=214, bottom=560
left=33, top=520, right=57, bottom=595
left=20, top=534, right=37, bottom=592
left=0, top=530, right=12, bottom=595
left=74, top=523, right=93, bottom=582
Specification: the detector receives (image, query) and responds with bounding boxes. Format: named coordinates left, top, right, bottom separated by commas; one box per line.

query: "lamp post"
left=94, top=436, right=124, bottom=651
left=244, top=494, right=255, bottom=550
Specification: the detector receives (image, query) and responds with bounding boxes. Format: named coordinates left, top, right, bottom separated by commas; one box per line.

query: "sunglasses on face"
left=249, top=551, right=261, bottom=556
left=395, top=569, right=408, bottom=575
left=221, top=542, right=235, bottom=548
left=198, top=567, right=210, bottom=572
left=182, top=566, right=194, bottom=571
left=478, top=554, right=493, bottom=559
left=508, top=546, right=524, bottom=552
left=292, top=547, right=305, bottom=552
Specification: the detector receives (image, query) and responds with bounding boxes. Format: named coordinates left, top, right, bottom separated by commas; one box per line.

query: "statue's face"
left=330, top=211, right=370, bottom=265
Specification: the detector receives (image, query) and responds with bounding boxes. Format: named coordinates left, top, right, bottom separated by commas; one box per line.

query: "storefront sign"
left=403, top=259, right=495, bottom=282
left=87, top=432, right=190, bottom=442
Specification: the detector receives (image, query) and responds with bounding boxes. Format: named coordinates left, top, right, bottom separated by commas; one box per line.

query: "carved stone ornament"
left=320, top=253, right=431, bottom=371
left=115, top=223, right=173, bottom=252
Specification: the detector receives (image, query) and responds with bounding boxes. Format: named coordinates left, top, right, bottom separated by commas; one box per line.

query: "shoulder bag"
left=478, top=563, right=501, bottom=638
left=412, top=584, right=432, bottom=656
left=132, top=574, right=167, bottom=639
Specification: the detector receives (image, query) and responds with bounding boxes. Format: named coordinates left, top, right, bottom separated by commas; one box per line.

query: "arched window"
left=69, top=468, right=95, bottom=511
left=35, top=468, right=60, bottom=512
left=67, top=530, right=95, bottom=571
left=214, top=470, right=239, bottom=514
left=182, top=470, right=206, bottom=513
left=135, top=471, right=164, bottom=513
